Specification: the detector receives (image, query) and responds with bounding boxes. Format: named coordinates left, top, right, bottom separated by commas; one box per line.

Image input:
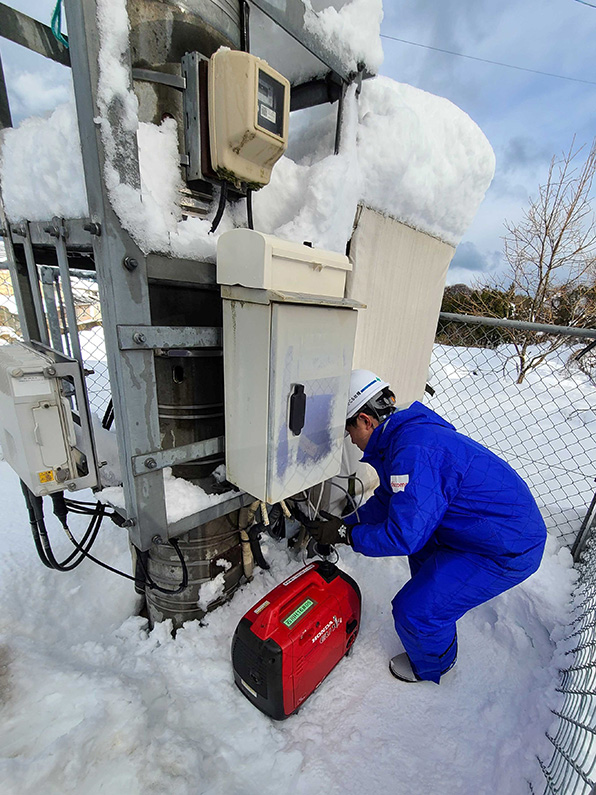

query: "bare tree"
left=456, top=138, right=596, bottom=383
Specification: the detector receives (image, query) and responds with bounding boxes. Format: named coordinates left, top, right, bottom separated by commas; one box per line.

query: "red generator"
left=231, top=560, right=361, bottom=720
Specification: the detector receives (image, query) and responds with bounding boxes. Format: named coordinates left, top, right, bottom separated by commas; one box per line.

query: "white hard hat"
left=346, top=369, right=391, bottom=420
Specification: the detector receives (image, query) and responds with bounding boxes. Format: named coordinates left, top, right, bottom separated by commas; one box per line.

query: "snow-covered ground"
left=427, top=342, right=596, bottom=547
left=0, top=345, right=581, bottom=795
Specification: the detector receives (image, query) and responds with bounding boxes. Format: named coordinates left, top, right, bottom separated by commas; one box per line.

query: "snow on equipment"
left=231, top=559, right=361, bottom=720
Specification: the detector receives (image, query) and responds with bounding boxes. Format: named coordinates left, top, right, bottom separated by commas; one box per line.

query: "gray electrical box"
left=0, top=342, right=98, bottom=496
left=221, top=288, right=358, bottom=504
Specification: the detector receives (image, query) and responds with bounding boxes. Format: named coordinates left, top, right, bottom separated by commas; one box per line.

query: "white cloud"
left=7, top=70, right=71, bottom=121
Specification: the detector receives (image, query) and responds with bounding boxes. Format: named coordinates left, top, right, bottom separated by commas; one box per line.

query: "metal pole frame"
left=54, top=222, right=84, bottom=364
left=39, top=266, right=65, bottom=353
left=13, top=223, right=50, bottom=346
left=62, top=0, right=168, bottom=550
left=439, top=312, right=596, bottom=340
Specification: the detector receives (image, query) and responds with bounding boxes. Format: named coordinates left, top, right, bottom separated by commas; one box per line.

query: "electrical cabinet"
left=0, top=342, right=98, bottom=496
left=221, top=288, right=358, bottom=504
left=218, top=231, right=360, bottom=504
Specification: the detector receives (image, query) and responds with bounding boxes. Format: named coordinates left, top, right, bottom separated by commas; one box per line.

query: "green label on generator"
left=282, top=598, right=316, bottom=627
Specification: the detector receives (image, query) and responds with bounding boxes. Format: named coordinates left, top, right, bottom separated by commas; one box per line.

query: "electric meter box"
left=0, top=342, right=98, bottom=496
left=221, top=287, right=358, bottom=504
left=208, top=49, right=290, bottom=188
left=217, top=229, right=351, bottom=298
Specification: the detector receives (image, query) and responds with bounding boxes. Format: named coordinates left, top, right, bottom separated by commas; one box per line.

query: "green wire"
left=51, top=0, right=69, bottom=49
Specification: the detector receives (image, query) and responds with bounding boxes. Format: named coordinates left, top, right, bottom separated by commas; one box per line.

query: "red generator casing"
left=231, top=560, right=361, bottom=720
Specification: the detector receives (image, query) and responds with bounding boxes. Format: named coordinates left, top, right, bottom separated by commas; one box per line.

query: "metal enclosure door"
left=267, top=303, right=357, bottom=503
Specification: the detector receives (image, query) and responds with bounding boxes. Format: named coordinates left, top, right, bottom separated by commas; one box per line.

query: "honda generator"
left=231, top=560, right=361, bottom=720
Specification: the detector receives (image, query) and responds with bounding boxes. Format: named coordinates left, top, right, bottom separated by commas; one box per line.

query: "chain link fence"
left=0, top=267, right=20, bottom=341
left=536, top=533, right=596, bottom=795
left=428, top=312, right=596, bottom=795
left=426, top=313, right=596, bottom=550
left=0, top=263, right=110, bottom=417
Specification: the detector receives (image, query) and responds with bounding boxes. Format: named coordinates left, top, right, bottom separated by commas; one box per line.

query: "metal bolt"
left=66, top=482, right=77, bottom=491
left=44, top=366, right=57, bottom=377
left=133, top=332, right=146, bottom=345
left=123, top=256, right=138, bottom=272
left=12, top=226, right=26, bottom=237
left=43, top=224, right=59, bottom=238
left=122, top=518, right=136, bottom=528
left=152, top=534, right=163, bottom=545
left=83, top=222, right=102, bottom=236
left=144, top=457, right=157, bottom=469
left=10, top=368, right=23, bottom=378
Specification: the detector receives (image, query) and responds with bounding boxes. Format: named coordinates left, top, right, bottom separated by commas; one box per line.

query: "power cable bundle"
left=19, top=481, right=188, bottom=594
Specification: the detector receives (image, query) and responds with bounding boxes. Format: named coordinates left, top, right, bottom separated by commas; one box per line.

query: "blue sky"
left=2, top=0, right=596, bottom=284
left=380, top=0, right=596, bottom=283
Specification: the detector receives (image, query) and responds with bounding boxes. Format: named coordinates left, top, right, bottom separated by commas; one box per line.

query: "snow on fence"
left=429, top=312, right=596, bottom=795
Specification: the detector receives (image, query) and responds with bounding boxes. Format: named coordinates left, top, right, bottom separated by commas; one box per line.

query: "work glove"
left=308, top=513, right=352, bottom=547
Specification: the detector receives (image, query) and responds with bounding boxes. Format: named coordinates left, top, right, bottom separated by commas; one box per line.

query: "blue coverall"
left=348, top=402, right=547, bottom=683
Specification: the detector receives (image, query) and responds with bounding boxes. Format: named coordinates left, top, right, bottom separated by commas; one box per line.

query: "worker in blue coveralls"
left=308, top=369, right=547, bottom=684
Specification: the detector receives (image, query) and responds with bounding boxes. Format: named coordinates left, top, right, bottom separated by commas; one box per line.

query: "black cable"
left=246, top=188, right=254, bottom=230
left=575, top=339, right=596, bottom=361
left=102, top=398, right=114, bottom=430
left=60, top=517, right=189, bottom=592
left=58, top=507, right=138, bottom=580
left=380, top=33, right=596, bottom=87
left=21, top=480, right=98, bottom=570
left=210, top=182, right=228, bottom=234
left=60, top=509, right=188, bottom=592
left=64, top=497, right=117, bottom=517
left=38, top=504, right=102, bottom=571
left=20, top=480, right=187, bottom=589
left=21, top=482, right=54, bottom=569
left=241, top=0, right=251, bottom=53
left=574, top=0, right=596, bottom=8
left=247, top=524, right=271, bottom=570
left=135, top=538, right=189, bottom=594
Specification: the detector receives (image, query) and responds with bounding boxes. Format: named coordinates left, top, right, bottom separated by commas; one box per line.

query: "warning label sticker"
left=282, top=564, right=314, bottom=587
left=38, top=470, right=55, bottom=484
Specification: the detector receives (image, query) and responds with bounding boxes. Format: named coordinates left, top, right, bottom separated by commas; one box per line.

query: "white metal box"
left=208, top=49, right=290, bottom=188
left=0, top=342, right=98, bottom=496
left=222, top=288, right=358, bottom=504
left=217, top=229, right=351, bottom=298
